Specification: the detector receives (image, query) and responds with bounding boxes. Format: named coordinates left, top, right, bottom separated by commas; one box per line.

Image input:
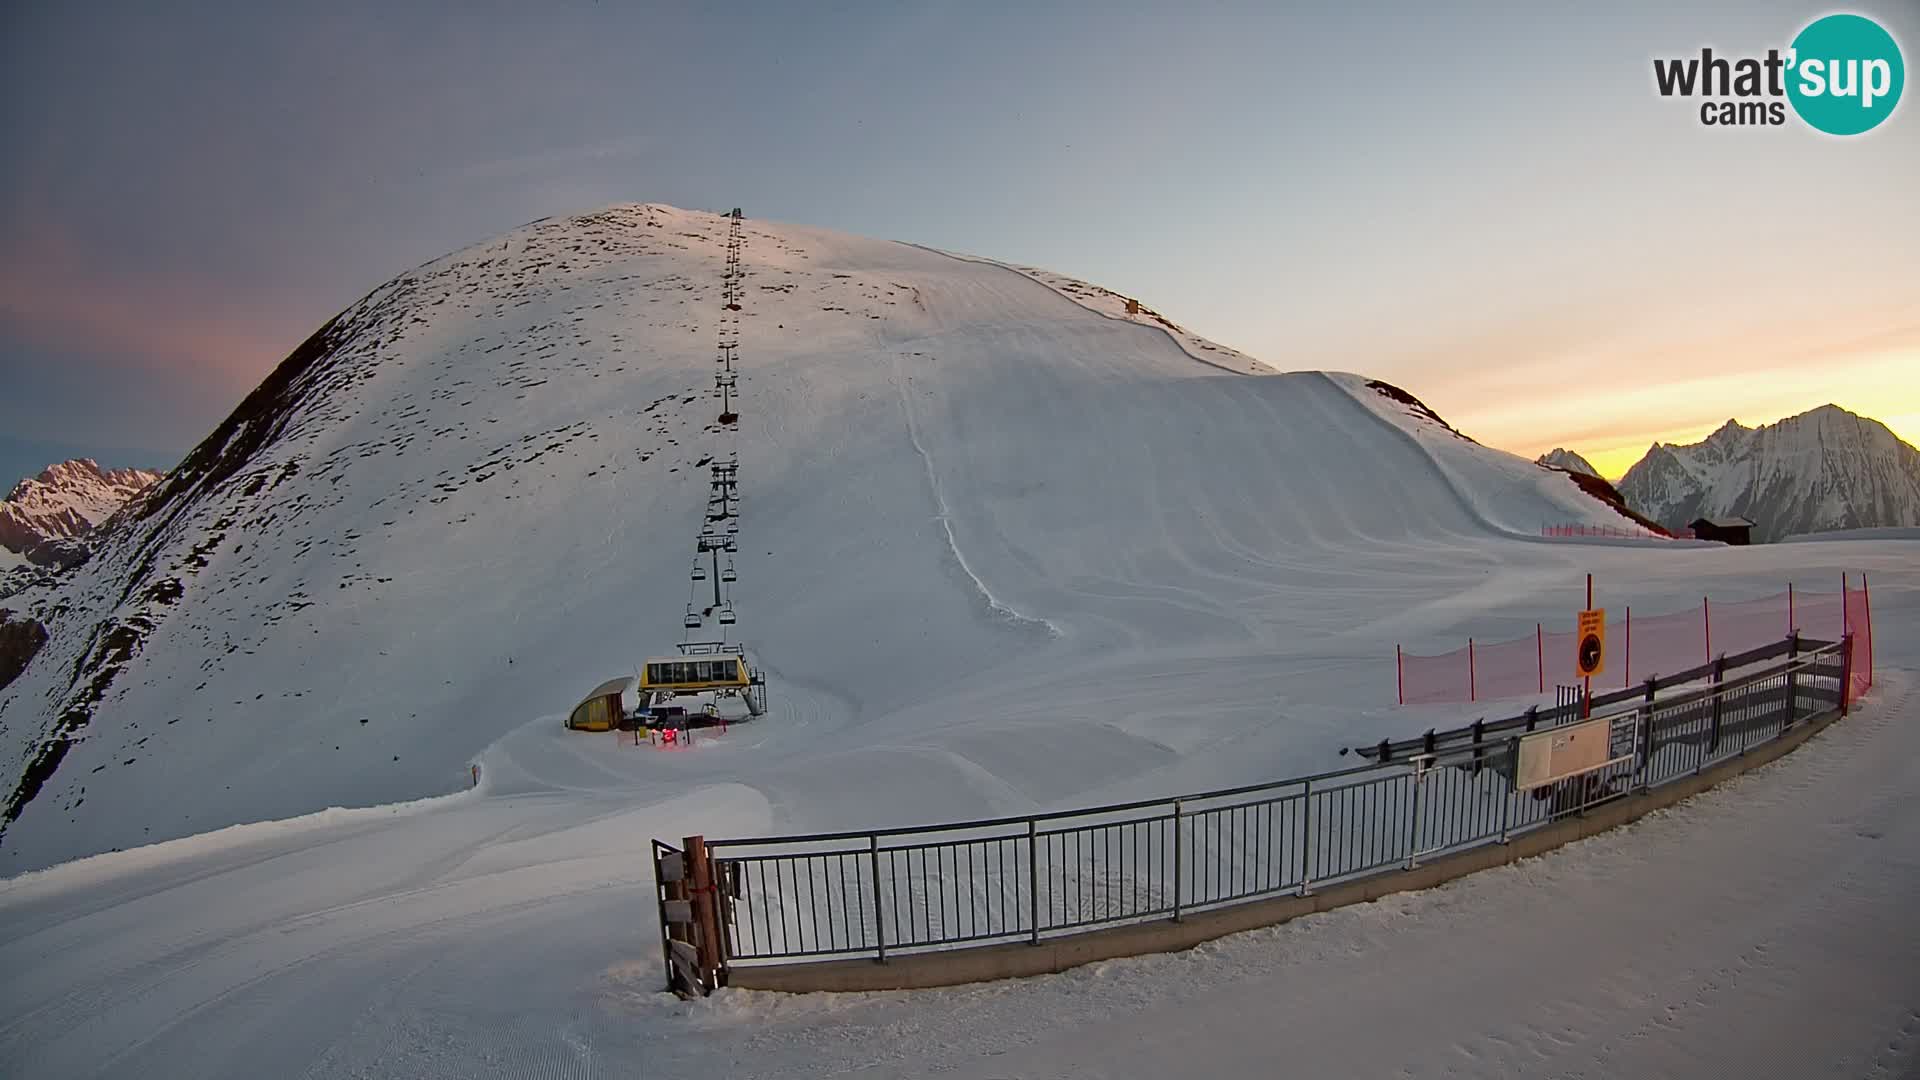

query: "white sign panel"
left=1514, top=716, right=1613, bottom=791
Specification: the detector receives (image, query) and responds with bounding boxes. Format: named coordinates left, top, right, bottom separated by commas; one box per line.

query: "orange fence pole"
left=1468, top=639, right=1476, bottom=703
left=1536, top=623, right=1544, bottom=693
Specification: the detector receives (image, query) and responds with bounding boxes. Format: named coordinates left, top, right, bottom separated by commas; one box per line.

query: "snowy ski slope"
left=0, top=204, right=1913, bottom=1077
left=2, top=204, right=1632, bottom=873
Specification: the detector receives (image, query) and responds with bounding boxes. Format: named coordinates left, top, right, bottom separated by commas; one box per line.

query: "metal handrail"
left=707, top=640, right=1843, bottom=854
left=684, top=639, right=1852, bottom=972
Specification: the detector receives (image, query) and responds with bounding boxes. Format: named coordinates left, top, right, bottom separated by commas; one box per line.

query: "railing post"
left=1499, top=739, right=1518, bottom=842
left=1405, top=768, right=1421, bottom=870
left=1702, top=596, right=1712, bottom=667
left=1708, top=655, right=1725, bottom=755
left=869, top=833, right=886, bottom=964
left=1171, top=799, right=1184, bottom=922
left=1840, top=633, right=1854, bottom=716
left=1468, top=638, right=1477, bottom=702
left=1783, top=632, right=1799, bottom=731
left=1622, top=605, right=1632, bottom=688
left=1026, top=818, right=1040, bottom=945
left=1640, top=677, right=1658, bottom=789
left=1863, top=574, right=1873, bottom=690
left=1298, top=780, right=1314, bottom=895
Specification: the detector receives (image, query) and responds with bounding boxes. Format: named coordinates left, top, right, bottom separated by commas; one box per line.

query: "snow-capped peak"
left=1535, top=448, right=1600, bottom=477
left=1617, top=405, right=1920, bottom=541
left=0, top=459, right=165, bottom=565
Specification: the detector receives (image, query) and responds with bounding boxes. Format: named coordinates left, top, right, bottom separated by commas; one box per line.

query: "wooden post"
left=684, top=835, right=722, bottom=990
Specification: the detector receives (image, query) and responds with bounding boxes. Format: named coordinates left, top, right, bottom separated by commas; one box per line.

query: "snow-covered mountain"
left=1536, top=447, right=1599, bottom=477
left=1617, top=407, right=1920, bottom=542
left=0, top=203, right=1649, bottom=873
left=0, top=459, right=164, bottom=567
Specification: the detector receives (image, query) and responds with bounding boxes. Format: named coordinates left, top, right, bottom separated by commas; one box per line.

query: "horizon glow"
left=2, top=3, right=1917, bottom=482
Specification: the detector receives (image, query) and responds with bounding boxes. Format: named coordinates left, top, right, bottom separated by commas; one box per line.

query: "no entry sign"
left=1576, top=608, right=1607, bottom=678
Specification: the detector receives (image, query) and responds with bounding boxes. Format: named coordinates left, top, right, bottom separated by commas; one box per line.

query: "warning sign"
left=1576, top=608, right=1607, bottom=678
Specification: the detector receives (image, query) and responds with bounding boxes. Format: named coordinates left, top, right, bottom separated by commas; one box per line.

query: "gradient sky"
left=3, top=1, right=1916, bottom=485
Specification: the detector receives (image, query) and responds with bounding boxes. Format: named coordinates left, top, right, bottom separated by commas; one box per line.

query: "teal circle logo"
left=1787, top=14, right=1904, bottom=135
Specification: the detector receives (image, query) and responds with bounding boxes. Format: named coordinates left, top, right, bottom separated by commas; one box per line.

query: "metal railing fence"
left=691, top=638, right=1849, bottom=973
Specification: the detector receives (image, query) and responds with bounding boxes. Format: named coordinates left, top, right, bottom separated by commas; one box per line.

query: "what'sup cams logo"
left=1654, top=13, right=1904, bottom=134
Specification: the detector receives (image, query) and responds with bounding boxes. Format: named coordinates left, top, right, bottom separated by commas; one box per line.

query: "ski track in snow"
left=889, top=350, right=1062, bottom=638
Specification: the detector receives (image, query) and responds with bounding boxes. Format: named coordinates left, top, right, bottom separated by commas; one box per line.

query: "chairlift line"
left=653, top=205, right=760, bottom=711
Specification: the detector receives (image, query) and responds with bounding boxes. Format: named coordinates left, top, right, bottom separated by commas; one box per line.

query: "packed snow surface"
left=0, top=205, right=1913, bottom=1077
left=0, top=540, right=1910, bottom=1079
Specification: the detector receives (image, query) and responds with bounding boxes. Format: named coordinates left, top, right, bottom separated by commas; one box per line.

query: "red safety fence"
left=1398, top=575, right=1874, bottom=706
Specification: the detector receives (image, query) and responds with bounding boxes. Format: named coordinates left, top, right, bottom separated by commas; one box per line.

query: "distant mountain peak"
left=0, top=458, right=165, bottom=567
left=1535, top=447, right=1600, bottom=477
left=1617, top=405, right=1920, bottom=542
